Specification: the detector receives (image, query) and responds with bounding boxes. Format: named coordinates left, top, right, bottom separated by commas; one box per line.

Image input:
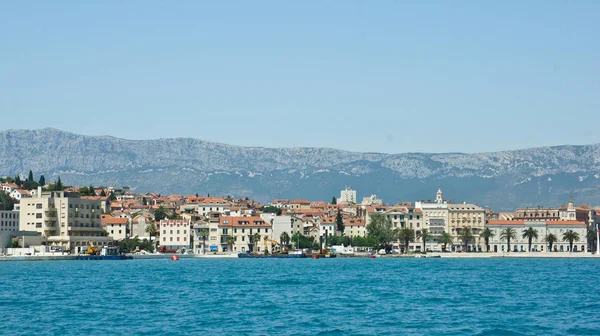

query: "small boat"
left=77, top=247, right=132, bottom=260
left=237, top=253, right=306, bottom=259
left=312, top=254, right=320, bottom=259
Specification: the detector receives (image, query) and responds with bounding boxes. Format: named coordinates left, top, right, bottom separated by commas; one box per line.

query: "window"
left=36, top=213, right=42, bottom=219
left=119, top=230, right=122, bottom=234
left=36, top=204, right=42, bottom=209
left=170, top=237, right=173, bottom=241
left=170, top=230, right=173, bottom=234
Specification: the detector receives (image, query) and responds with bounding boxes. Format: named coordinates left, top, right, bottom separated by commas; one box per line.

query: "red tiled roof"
left=219, top=216, right=271, bottom=228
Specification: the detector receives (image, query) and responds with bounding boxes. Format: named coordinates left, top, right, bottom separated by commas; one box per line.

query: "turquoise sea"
left=2, top=258, right=600, bottom=335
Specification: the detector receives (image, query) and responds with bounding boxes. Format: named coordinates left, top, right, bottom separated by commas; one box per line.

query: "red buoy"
left=171, top=255, right=179, bottom=261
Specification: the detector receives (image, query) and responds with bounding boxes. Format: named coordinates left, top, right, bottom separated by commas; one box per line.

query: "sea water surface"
left=2, top=258, right=600, bottom=335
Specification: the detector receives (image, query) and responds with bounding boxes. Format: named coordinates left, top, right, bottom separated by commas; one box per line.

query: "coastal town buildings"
left=18, top=187, right=113, bottom=251
left=448, top=203, right=486, bottom=252
left=486, top=220, right=588, bottom=252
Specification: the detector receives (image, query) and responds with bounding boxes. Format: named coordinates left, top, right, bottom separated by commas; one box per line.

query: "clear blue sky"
left=1, top=1, right=599, bottom=154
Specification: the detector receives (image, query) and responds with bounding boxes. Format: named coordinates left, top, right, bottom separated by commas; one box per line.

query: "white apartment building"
left=195, top=198, right=231, bottom=217
left=415, top=189, right=449, bottom=251
left=339, top=187, right=357, bottom=204
left=158, top=219, right=191, bottom=250
left=260, top=213, right=293, bottom=244
left=19, top=187, right=113, bottom=251
left=486, top=220, right=588, bottom=253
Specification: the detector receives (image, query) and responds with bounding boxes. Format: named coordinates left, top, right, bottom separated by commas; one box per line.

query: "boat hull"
left=76, top=255, right=133, bottom=260
left=237, top=253, right=306, bottom=258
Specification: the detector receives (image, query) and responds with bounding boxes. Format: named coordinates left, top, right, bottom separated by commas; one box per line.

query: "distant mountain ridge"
left=1, top=128, right=600, bottom=211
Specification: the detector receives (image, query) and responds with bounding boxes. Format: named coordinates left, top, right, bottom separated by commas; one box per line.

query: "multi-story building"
left=260, top=213, right=293, bottom=244
left=195, top=198, right=231, bottom=217
left=158, top=219, right=191, bottom=251
left=415, top=189, right=449, bottom=251
left=219, top=216, right=273, bottom=254
left=102, top=216, right=129, bottom=241
left=0, top=209, right=20, bottom=251
left=343, top=217, right=366, bottom=237
left=486, top=220, right=588, bottom=253
left=339, top=187, right=357, bottom=204
left=448, top=203, right=486, bottom=251
left=19, top=187, right=112, bottom=251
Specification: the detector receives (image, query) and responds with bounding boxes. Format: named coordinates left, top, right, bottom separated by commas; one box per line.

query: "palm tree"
left=522, top=227, right=539, bottom=252
left=500, top=228, right=517, bottom=252
left=280, top=231, right=290, bottom=248
left=416, top=229, right=431, bottom=253
left=199, top=228, right=209, bottom=254
left=252, top=232, right=261, bottom=253
left=458, top=227, right=474, bottom=252
left=480, top=228, right=495, bottom=252
left=562, top=230, right=580, bottom=252
left=226, top=235, right=235, bottom=253
left=545, top=233, right=558, bottom=252
left=398, top=228, right=415, bottom=253
left=439, top=233, right=453, bottom=252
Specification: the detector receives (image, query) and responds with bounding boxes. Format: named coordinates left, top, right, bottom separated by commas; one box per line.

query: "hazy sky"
left=1, top=1, right=599, bottom=154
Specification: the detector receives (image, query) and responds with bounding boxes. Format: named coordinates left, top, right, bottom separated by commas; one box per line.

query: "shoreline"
left=2, top=251, right=599, bottom=261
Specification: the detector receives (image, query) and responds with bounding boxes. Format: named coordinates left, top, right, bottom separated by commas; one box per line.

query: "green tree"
left=55, top=176, right=63, bottom=191
left=145, top=222, right=158, bottom=237
left=28, top=170, right=34, bottom=183
left=522, top=227, right=539, bottom=252
left=280, top=231, right=290, bottom=247
left=0, top=192, right=15, bottom=210
left=480, top=228, right=495, bottom=252
left=366, top=213, right=398, bottom=251
left=263, top=206, right=282, bottom=216
left=500, top=228, right=517, bottom=252
left=0, top=176, right=14, bottom=183
left=562, top=230, right=580, bottom=252
left=252, top=232, right=262, bottom=253
left=291, top=232, right=314, bottom=249
left=227, top=235, right=236, bottom=252
left=15, top=175, right=22, bottom=186
left=439, top=232, right=453, bottom=252
left=545, top=233, right=558, bottom=252
left=100, top=189, right=107, bottom=197
left=331, top=197, right=337, bottom=205
left=89, top=185, right=96, bottom=196
left=10, top=239, right=21, bottom=248
left=336, top=211, right=344, bottom=234
left=458, top=227, right=474, bottom=252
left=109, top=191, right=117, bottom=201
left=153, top=206, right=168, bottom=221
left=398, top=228, right=415, bottom=253
left=416, top=229, right=431, bottom=253
left=199, top=228, right=209, bottom=254
left=38, top=175, right=45, bottom=186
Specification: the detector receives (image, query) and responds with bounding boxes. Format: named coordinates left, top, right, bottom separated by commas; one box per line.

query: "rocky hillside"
left=1, top=128, right=600, bottom=210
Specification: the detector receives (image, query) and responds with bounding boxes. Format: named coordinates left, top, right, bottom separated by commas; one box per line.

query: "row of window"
left=162, top=236, right=188, bottom=242
left=0, top=213, right=18, bottom=219
left=162, top=229, right=188, bottom=235
left=0, top=221, right=18, bottom=226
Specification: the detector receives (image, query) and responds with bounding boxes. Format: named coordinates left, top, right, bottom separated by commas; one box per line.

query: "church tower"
left=435, top=188, right=443, bottom=204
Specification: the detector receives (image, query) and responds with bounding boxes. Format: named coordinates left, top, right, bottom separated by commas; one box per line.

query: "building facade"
left=486, top=220, right=588, bottom=252
left=158, top=219, right=191, bottom=250
left=19, top=187, right=113, bottom=251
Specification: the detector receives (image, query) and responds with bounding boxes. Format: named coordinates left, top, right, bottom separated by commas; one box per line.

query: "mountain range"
left=1, top=128, right=600, bottom=211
